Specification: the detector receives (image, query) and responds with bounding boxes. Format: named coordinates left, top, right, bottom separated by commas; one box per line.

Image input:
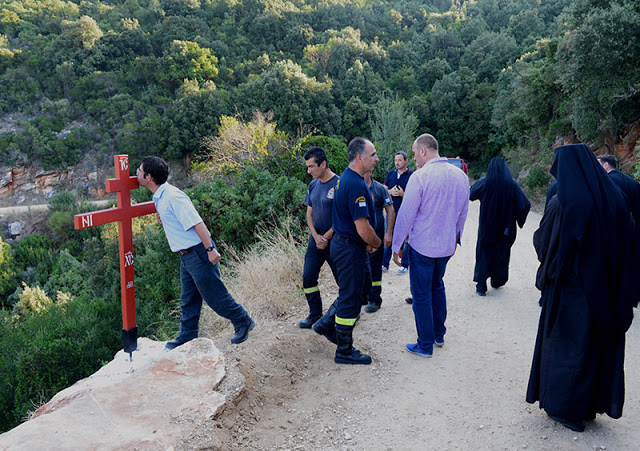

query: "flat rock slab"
left=0, top=338, right=226, bottom=450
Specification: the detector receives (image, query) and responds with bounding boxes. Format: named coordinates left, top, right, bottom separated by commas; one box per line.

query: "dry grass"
left=200, top=218, right=311, bottom=335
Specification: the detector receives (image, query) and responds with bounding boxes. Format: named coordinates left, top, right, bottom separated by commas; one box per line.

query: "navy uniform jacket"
left=332, top=167, right=375, bottom=244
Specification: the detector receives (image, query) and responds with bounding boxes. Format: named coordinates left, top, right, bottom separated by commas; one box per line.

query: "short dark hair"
left=395, top=151, right=408, bottom=161
left=598, top=154, right=617, bottom=169
left=347, top=137, right=371, bottom=162
left=304, top=147, right=328, bottom=166
left=141, top=156, right=169, bottom=185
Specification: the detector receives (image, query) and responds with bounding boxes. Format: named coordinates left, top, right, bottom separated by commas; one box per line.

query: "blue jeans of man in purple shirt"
left=408, top=246, right=450, bottom=352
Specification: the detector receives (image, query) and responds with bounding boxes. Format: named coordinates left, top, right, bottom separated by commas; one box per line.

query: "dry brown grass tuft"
left=200, top=219, right=308, bottom=337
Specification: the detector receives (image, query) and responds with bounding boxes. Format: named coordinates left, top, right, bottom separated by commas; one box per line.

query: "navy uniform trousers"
left=367, top=228, right=385, bottom=305
left=331, top=235, right=371, bottom=332
left=303, top=235, right=338, bottom=316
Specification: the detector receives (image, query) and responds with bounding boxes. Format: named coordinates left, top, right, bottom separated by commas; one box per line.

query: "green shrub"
left=0, top=237, right=17, bottom=304
left=300, top=135, right=349, bottom=179
left=189, top=167, right=307, bottom=251
left=0, top=295, right=121, bottom=432
left=525, top=164, right=551, bottom=192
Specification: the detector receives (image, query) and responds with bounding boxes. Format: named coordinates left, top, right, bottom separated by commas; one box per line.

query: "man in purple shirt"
left=392, top=134, right=469, bottom=358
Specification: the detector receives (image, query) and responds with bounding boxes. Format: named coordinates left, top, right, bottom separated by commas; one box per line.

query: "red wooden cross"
left=74, top=155, right=156, bottom=359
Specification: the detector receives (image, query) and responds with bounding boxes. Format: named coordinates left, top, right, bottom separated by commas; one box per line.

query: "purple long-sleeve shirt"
left=392, top=157, right=469, bottom=258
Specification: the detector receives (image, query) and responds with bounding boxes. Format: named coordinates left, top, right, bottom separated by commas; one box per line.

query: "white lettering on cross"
left=82, top=215, right=93, bottom=228
left=120, top=157, right=129, bottom=171
left=124, top=251, right=134, bottom=267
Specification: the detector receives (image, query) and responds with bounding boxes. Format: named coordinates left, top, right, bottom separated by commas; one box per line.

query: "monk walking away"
left=527, top=144, right=637, bottom=432
left=137, top=156, right=255, bottom=350
left=469, top=157, right=530, bottom=296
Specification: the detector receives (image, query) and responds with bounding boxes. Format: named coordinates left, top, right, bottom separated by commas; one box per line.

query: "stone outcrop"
left=0, top=164, right=104, bottom=207
left=0, top=338, right=228, bottom=451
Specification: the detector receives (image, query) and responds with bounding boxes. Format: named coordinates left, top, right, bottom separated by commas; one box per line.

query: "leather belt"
left=176, top=244, right=198, bottom=255
left=334, top=234, right=365, bottom=247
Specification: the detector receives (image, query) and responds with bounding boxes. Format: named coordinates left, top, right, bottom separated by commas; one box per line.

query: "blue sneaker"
left=397, top=267, right=408, bottom=275
left=381, top=265, right=389, bottom=273
left=405, top=343, right=432, bottom=358
left=435, top=339, right=444, bottom=348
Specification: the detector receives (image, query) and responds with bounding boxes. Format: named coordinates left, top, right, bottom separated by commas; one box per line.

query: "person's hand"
left=384, top=232, right=393, bottom=248
left=156, top=213, right=162, bottom=225
left=366, top=244, right=378, bottom=254
left=389, top=186, right=400, bottom=197
left=314, top=233, right=328, bottom=250
left=393, top=249, right=403, bottom=267
left=396, top=186, right=404, bottom=197
left=208, top=247, right=221, bottom=265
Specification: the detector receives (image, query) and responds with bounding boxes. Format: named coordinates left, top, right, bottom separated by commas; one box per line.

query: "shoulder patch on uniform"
left=355, top=196, right=367, bottom=207
left=327, top=187, right=335, bottom=199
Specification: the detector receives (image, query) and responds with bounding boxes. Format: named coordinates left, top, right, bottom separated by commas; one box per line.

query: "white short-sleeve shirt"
left=153, top=183, right=203, bottom=252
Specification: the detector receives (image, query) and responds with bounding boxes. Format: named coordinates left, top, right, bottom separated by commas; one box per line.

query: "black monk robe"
left=527, top=144, right=636, bottom=426
left=608, top=168, right=640, bottom=307
left=470, top=157, right=530, bottom=290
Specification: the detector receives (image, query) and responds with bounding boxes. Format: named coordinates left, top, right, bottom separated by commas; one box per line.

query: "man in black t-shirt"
left=298, top=147, right=339, bottom=328
left=382, top=151, right=412, bottom=274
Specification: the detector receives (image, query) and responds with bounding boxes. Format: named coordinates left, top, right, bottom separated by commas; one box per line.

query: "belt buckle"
left=178, top=248, right=190, bottom=255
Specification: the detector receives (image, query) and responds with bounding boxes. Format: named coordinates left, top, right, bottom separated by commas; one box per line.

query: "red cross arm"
left=74, top=201, right=156, bottom=230
left=130, top=201, right=157, bottom=218
left=75, top=207, right=125, bottom=230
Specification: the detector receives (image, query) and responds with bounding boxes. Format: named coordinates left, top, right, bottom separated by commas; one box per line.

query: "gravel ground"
left=208, top=200, right=640, bottom=451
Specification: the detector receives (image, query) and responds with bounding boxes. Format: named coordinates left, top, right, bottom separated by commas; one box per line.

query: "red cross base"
left=74, top=155, right=156, bottom=358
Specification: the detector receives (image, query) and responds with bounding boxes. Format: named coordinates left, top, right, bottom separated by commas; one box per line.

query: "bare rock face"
left=0, top=338, right=228, bottom=450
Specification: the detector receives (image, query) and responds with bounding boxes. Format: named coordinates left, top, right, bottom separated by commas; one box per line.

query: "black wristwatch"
left=205, top=246, right=214, bottom=252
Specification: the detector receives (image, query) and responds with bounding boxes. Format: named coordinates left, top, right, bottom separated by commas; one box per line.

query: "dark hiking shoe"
left=312, top=319, right=337, bottom=344
left=297, top=314, right=321, bottom=329
left=231, top=318, right=255, bottom=344
left=335, top=348, right=372, bottom=365
left=364, top=302, right=380, bottom=313
left=405, top=297, right=413, bottom=304
left=164, top=336, right=194, bottom=351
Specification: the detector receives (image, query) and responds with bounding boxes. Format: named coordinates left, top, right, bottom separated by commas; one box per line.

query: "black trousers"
left=302, top=235, right=337, bottom=316
left=331, top=235, right=370, bottom=332
left=367, top=229, right=385, bottom=305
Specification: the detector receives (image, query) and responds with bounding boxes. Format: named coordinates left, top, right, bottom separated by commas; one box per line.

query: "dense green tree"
left=369, top=96, right=418, bottom=179
left=234, top=60, right=341, bottom=135
left=556, top=1, right=640, bottom=143
left=163, top=85, right=230, bottom=159
left=158, top=40, right=219, bottom=85
left=431, top=67, right=498, bottom=162
left=459, top=31, right=519, bottom=83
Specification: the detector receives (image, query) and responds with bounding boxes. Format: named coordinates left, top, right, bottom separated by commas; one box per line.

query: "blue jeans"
left=408, top=246, right=450, bottom=352
left=177, top=243, right=249, bottom=340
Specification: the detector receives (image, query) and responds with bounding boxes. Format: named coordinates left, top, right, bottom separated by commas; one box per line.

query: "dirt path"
left=211, top=200, right=639, bottom=450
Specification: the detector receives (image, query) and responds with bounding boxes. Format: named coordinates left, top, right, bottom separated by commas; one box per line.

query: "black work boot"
left=364, top=301, right=380, bottom=313
left=231, top=317, right=255, bottom=344
left=334, top=327, right=371, bottom=365
left=312, top=303, right=337, bottom=344
left=298, top=313, right=321, bottom=329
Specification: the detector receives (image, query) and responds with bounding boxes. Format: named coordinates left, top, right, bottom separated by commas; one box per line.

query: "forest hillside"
left=0, top=0, right=639, bottom=435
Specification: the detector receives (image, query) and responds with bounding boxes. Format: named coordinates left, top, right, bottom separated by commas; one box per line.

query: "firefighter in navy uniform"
left=298, top=147, right=339, bottom=328
left=313, top=137, right=381, bottom=365
left=364, top=170, right=395, bottom=313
